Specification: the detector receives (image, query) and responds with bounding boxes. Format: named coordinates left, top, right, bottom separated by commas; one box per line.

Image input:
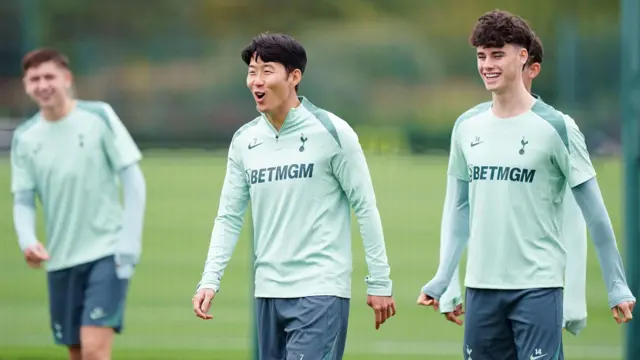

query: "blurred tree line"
left=0, top=0, right=622, bottom=153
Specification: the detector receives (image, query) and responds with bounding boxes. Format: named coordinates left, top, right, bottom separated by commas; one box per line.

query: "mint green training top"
left=197, top=97, right=393, bottom=298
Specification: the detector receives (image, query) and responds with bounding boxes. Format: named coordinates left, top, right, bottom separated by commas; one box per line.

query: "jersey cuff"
left=196, top=281, right=220, bottom=294
left=365, top=276, right=393, bottom=296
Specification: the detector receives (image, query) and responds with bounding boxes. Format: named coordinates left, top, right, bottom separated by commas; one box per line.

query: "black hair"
left=241, top=33, right=307, bottom=91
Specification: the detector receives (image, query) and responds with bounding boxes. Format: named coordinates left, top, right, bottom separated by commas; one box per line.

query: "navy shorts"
left=47, top=255, right=129, bottom=346
left=256, top=296, right=350, bottom=360
left=463, top=287, right=564, bottom=360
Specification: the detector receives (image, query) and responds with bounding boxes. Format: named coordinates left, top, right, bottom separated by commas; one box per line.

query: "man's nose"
left=35, top=79, right=49, bottom=89
left=253, top=75, right=265, bottom=86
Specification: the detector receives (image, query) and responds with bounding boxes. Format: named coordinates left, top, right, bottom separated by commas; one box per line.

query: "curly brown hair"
left=469, top=10, right=534, bottom=52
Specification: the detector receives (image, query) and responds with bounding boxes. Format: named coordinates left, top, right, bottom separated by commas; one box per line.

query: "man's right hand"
left=192, top=288, right=216, bottom=320
left=24, top=242, right=49, bottom=268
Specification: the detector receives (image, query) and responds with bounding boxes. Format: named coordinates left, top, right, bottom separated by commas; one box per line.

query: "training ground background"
left=0, top=151, right=629, bottom=360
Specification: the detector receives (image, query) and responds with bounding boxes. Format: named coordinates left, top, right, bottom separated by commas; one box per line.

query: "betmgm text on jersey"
left=467, top=164, right=536, bottom=183
left=246, top=163, right=315, bottom=185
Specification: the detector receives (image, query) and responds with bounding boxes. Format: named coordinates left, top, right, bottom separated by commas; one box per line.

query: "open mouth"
left=254, top=91, right=265, bottom=100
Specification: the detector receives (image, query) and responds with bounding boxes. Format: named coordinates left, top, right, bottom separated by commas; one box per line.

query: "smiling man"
left=191, top=33, right=396, bottom=360
left=438, top=33, right=590, bottom=337
left=11, top=48, right=146, bottom=360
left=417, top=10, right=635, bottom=360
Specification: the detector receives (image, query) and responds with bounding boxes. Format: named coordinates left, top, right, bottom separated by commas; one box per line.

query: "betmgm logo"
left=246, top=163, right=315, bottom=185
left=467, top=164, right=536, bottom=183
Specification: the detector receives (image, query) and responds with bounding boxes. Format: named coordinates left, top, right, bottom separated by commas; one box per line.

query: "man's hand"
left=417, top=292, right=464, bottom=325
left=612, top=301, right=635, bottom=324
left=443, top=304, right=465, bottom=325
left=416, top=292, right=439, bottom=309
left=192, top=288, right=216, bottom=320
left=366, top=295, right=396, bottom=330
left=115, top=253, right=137, bottom=279
left=24, top=242, right=49, bottom=268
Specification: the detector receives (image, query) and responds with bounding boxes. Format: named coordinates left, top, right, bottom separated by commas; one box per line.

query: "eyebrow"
left=477, top=50, right=505, bottom=55
left=248, top=63, right=275, bottom=69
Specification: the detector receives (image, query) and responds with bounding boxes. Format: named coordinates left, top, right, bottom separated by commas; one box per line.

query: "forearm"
left=422, top=178, right=470, bottom=300
left=561, top=190, right=588, bottom=335
left=356, top=202, right=393, bottom=296
left=118, top=164, right=147, bottom=263
left=438, top=176, right=467, bottom=311
left=198, top=214, right=244, bottom=292
left=333, top=142, right=392, bottom=296
left=13, top=190, right=38, bottom=251
left=197, top=151, right=249, bottom=293
left=439, top=267, right=463, bottom=312
left=571, top=178, right=636, bottom=308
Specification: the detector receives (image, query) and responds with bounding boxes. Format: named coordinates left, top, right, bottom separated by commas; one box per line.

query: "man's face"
left=246, top=55, right=300, bottom=114
left=23, top=61, right=72, bottom=109
left=476, top=44, right=528, bottom=94
left=522, top=61, right=541, bottom=93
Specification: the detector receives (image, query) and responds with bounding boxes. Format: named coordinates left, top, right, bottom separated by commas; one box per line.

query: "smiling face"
left=246, top=55, right=301, bottom=114
left=23, top=60, right=72, bottom=110
left=476, top=44, right=528, bottom=94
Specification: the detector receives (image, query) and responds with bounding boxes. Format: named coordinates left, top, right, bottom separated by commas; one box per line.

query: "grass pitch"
left=0, top=151, right=629, bottom=359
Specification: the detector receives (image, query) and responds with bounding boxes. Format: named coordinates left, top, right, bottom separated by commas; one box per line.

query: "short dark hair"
left=526, top=33, right=544, bottom=66
left=469, top=10, right=534, bottom=52
left=241, top=33, right=307, bottom=90
left=22, top=47, right=70, bottom=73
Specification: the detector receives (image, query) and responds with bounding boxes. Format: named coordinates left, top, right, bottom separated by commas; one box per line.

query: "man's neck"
left=42, top=98, right=76, bottom=122
left=491, top=83, right=534, bottom=118
left=266, top=96, right=301, bottom=131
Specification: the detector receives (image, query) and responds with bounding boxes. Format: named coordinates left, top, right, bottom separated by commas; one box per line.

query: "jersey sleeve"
left=198, top=138, right=251, bottom=293
left=331, top=121, right=392, bottom=296
left=447, top=122, right=470, bottom=181
left=422, top=178, right=470, bottom=300
left=571, top=178, right=636, bottom=308
left=10, top=134, right=36, bottom=194
left=554, top=116, right=596, bottom=188
left=101, top=103, right=143, bottom=172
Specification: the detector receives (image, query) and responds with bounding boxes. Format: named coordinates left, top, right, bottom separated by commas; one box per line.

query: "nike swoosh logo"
left=530, top=354, right=547, bottom=360
left=248, top=142, right=263, bottom=150
left=470, top=141, right=483, bottom=147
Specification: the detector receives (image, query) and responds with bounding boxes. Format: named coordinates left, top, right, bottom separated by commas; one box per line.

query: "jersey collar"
left=260, top=96, right=312, bottom=135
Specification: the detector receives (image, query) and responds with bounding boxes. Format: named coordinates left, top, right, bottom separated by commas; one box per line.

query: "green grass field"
left=0, top=151, right=630, bottom=359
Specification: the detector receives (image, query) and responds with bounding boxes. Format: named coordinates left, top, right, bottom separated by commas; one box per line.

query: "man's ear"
left=290, top=69, right=302, bottom=88
left=529, top=63, right=541, bottom=80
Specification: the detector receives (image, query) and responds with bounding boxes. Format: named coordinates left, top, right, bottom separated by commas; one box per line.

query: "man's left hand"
left=366, top=295, right=396, bottom=330
left=612, top=301, right=636, bottom=324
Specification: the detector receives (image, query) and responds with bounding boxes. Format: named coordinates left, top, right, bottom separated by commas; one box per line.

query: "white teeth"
left=485, top=73, right=500, bottom=78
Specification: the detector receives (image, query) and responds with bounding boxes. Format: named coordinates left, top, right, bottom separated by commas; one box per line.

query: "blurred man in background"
left=192, top=33, right=396, bottom=360
left=418, top=10, right=635, bottom=360
left=11, top=48, right=146, bottom=360
left=438, top=32, right=589, bottom=336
